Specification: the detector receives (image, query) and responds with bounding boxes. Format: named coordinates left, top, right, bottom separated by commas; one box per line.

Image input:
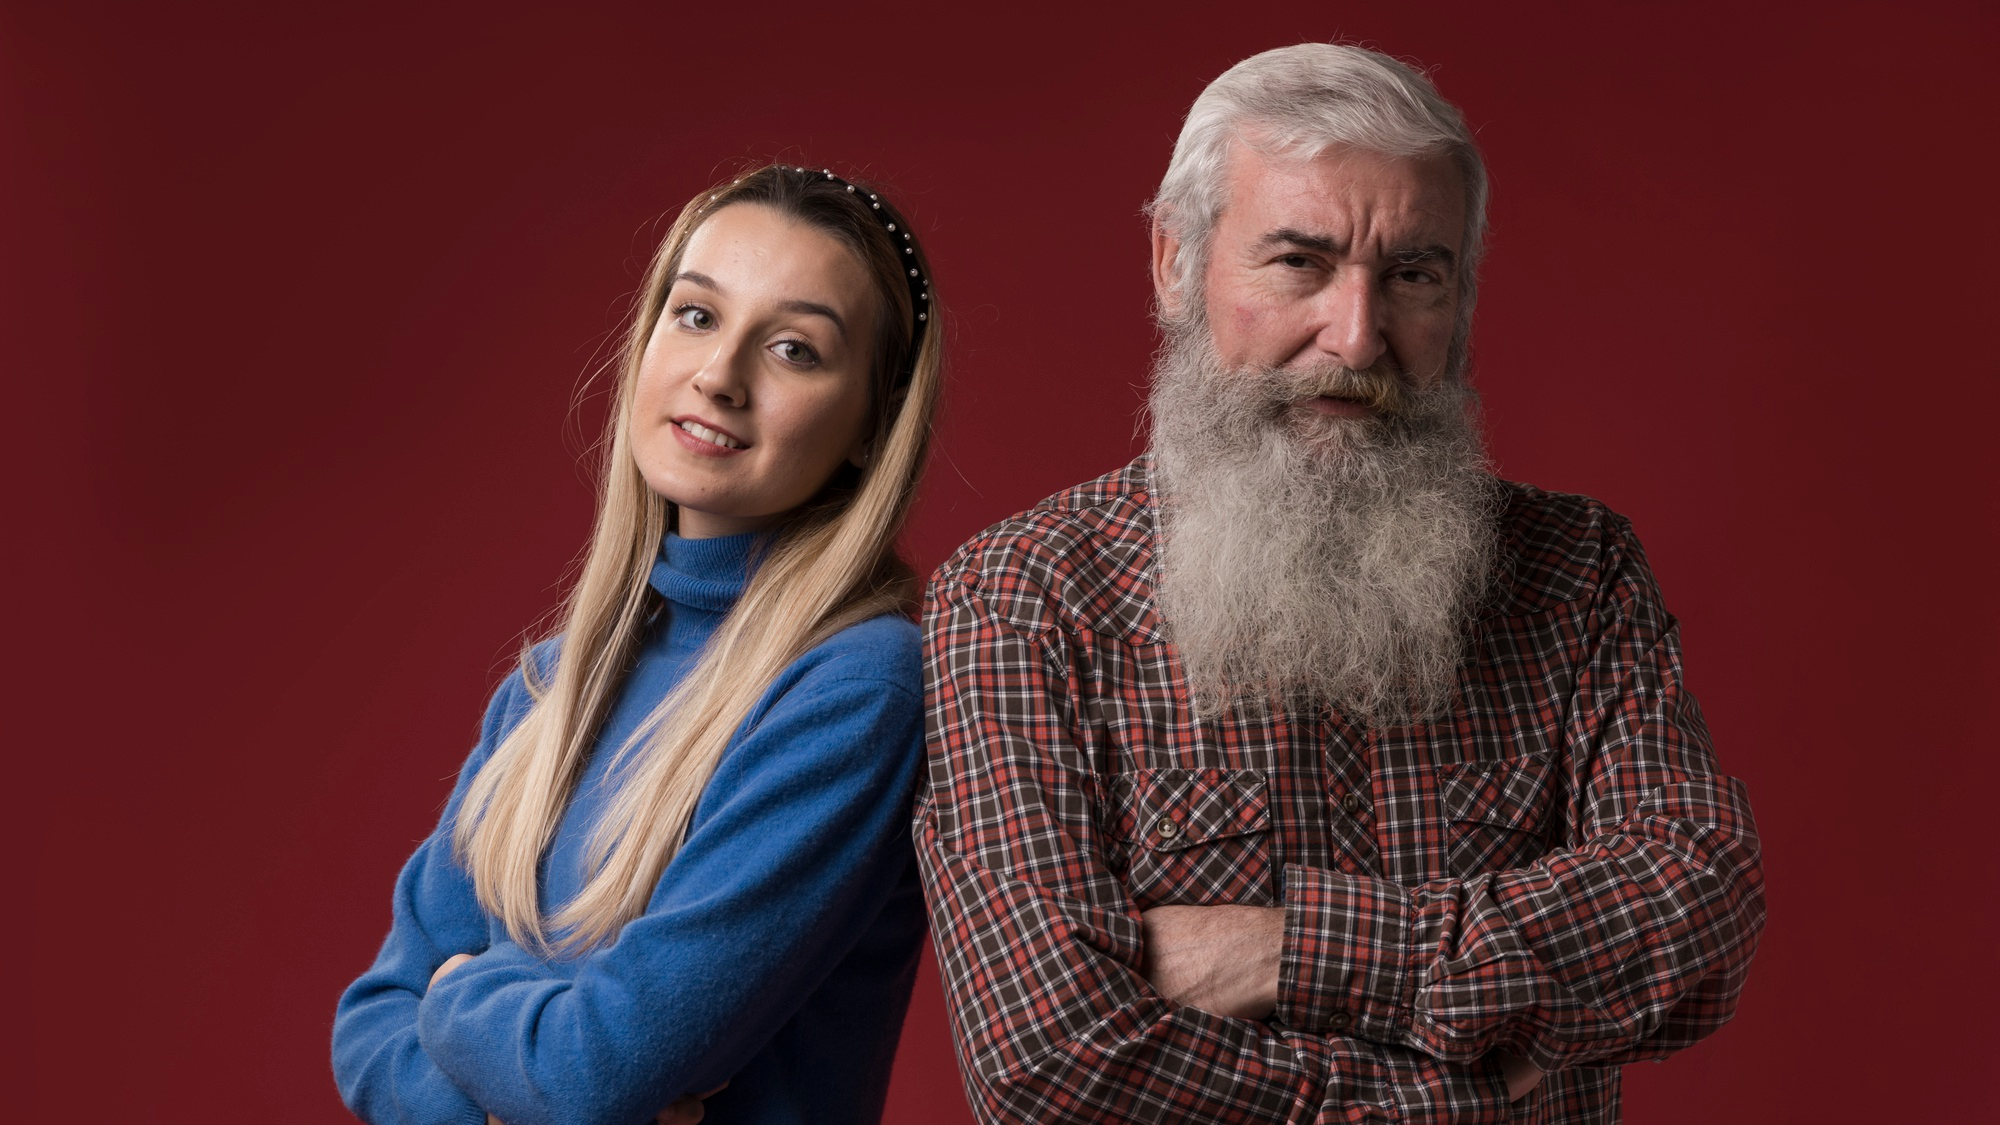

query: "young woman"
left=333, top=164, right=942, bottom=1125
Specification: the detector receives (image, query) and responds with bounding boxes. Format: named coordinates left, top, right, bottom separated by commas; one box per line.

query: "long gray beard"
left=1150, top=326, right=1499, bottom=725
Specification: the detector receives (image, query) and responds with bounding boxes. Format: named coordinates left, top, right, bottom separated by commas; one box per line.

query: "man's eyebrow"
left=1254, top=231, right=1461, bottom=274
left=1258, top=228, right=1343, bottom=254
left=668, top=272, right=847, bottom=338
left=1392, top=245, right=1459, bottom=271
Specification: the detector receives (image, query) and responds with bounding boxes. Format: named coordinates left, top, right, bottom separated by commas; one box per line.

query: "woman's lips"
left=671, top=416, right=748, bottom=456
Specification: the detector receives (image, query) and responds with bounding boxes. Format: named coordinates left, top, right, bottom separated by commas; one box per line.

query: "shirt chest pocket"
left=1105, top=769, right=1274, bottom=910
left=1437, top=752, right=1558, bottom=879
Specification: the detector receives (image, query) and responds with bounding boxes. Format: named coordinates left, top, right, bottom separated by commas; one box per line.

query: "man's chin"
left=1294, top=395, right=1379, bottom=421
left=1276, top=409, right=1373, bottom=461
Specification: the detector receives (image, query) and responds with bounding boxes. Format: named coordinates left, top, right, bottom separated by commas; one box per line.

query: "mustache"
left=1260, top=362, right=1410, bottom=416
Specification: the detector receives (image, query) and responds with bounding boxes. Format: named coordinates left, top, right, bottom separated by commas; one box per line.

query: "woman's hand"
left=655, top=1084, right=728, bottom=1124
left=429, top=952, right=478, bottom=990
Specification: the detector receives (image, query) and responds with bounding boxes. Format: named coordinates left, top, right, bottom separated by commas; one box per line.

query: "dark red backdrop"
left=10, top=1, right=1997, bottom=1121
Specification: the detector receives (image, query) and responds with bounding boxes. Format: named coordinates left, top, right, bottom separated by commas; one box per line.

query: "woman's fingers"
left=655, top=1081, right=727, bottom=1125
left=428, top=952, right=477, bottom=990
left=655, top=1096, right=705, bottom=1125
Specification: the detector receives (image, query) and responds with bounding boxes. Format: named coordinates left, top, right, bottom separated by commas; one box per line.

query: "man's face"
left=1147, top=140, right=1491, bottom=721
left=1158, top=141, right=1468, bottom=428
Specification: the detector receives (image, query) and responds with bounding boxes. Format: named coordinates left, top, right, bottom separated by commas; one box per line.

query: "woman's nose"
left=691, top=344, right=750, bottom=407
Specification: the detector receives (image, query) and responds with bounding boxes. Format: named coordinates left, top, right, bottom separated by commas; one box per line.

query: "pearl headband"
left=796, top=166, right=930, bottom=356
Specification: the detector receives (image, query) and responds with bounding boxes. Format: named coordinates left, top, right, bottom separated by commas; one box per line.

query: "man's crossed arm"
left=1140, top=904, right=1546, bottom=1102
left=918, top=535, right=1762, bottom=1123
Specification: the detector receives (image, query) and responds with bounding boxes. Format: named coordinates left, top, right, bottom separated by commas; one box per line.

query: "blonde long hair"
left=453, top=165, right=942, bottom=954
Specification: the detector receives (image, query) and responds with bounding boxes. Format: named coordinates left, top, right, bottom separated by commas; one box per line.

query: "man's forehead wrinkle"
left=1226, top=141, right=1465, bottom=232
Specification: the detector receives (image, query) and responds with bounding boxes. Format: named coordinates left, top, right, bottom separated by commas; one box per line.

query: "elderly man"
left=916, top=43, right=1765, bottom=1123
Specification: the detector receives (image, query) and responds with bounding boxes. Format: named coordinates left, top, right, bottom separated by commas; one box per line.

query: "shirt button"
left=1154, top=816, right=1180, bottom=841
left=1342, top=792, right=1367, bottom=815
left=1329, top=1011, right=1351, bottom=1029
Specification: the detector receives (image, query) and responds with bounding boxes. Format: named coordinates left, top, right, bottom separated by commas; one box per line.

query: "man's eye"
left=774, top=339, right=820, bottom=366
left=673, top=305, right=714, bottom=330
left=1392, top=268, right=1438, bottom=285
left=1279, top=254, right=1315, bottom=269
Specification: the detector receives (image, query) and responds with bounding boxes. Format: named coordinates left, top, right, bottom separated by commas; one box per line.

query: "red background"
left=10, top=2, right=1997, bottom=1121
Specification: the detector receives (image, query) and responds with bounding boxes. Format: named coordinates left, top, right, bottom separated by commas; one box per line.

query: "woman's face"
left=631, top=203, right=881, bottom=539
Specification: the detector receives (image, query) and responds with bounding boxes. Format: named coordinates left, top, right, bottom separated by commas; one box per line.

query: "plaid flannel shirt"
left=916, top=456, right=1765, bottom=1124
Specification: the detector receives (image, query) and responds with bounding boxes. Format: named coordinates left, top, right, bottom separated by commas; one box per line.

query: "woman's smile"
left=672, top=414, right=748, bottom=454
left=630, top=202, right=879, bottom=538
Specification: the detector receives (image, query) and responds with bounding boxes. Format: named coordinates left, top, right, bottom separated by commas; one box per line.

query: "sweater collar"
left=648, top=531, right=761, bottom=613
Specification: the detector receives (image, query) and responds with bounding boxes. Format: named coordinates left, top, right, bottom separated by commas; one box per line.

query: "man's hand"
left=1495, top=1053, right=1545, bottom=1102
left=1139, top=904, right=1285, bottom=1019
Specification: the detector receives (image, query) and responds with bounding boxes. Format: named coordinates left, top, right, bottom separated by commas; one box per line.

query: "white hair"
left=1147, top=43, right=1490, bottom=327
left=1150, top=331, right=1498, bottom=724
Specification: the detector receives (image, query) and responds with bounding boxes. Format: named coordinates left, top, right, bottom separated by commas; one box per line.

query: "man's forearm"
left=1143, top=902, right=1543, bottom=1103
left=924, top=813, right=1514, bottom=1125
left=1140, top=904, right=1283, bottom=1019
left=1275, top=773, right=1764, bottom=1070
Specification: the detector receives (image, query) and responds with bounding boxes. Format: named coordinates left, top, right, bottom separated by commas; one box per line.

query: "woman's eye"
left=673, top=305, right=714, bottom=330
left=773, top=339, right=820, bottom=366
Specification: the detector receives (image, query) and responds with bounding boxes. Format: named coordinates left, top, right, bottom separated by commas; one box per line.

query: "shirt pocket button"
left=1154, top=816, right=1180, bottom=842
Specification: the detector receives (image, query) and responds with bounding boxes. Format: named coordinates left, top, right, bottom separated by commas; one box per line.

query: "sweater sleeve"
left=331, top=672, right=537, bottom=1125
left=415, top=622, right=925, bottom=1125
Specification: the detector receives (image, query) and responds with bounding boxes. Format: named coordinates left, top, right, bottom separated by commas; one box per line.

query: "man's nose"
left=691, top=342, right=751, bottom=407
left=1311, top=274, right=1388, bottom=371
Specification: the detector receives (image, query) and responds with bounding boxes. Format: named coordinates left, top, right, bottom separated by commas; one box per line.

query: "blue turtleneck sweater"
left=333, top=534, right=926, bottom=1125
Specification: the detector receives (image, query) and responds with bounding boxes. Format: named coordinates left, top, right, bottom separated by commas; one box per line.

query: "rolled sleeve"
left=1277, top=864, right=1417, bottom=1042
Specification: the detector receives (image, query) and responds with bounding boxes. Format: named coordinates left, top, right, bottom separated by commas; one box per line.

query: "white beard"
left=1149, top=322, right=1498, bottom=725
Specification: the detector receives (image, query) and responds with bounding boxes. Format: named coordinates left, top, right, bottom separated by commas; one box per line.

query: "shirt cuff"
left=1277, top=863, right=1418, bottom=1043
left=1379, top=1046, right=1517, bottom=1125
